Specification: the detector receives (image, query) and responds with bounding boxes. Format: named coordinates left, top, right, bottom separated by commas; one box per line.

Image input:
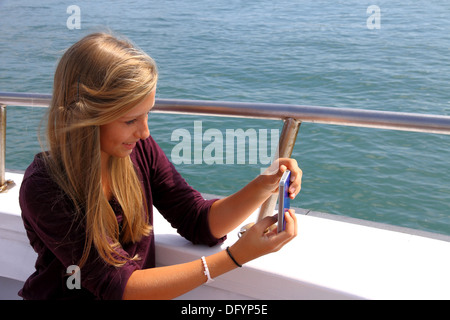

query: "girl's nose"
left=136, top=118, right=150, bottom=140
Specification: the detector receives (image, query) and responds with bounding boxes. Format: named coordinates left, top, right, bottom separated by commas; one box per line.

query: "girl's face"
left=99, top=90, right=155, bottom=162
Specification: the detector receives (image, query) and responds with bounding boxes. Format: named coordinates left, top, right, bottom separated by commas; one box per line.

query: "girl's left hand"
left=260, top=158, right=302, bottom=199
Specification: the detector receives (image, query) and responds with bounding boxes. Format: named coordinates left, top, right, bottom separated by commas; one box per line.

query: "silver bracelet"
left=201, top=256, right=214, bottom=284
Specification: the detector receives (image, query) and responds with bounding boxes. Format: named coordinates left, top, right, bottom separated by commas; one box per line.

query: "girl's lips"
left=123, top=142, right=136, bottom=150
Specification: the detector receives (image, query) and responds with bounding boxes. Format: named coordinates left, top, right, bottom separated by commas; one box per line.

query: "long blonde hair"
left=44, top=32, right=157, bottom=267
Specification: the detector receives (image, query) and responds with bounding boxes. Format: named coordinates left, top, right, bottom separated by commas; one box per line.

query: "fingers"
left=277, top=158, right=302, bottom=199
left=235, top=210, right=298, bottom=262
left=268, top=209, right=298, bottom=252
left=253, top=215, right=277, bottom=234
left=283, top=209, right=297, bottom=237
left=259, top=158, right=302, bottom=199
left=289, top=167, right=302, bottom=198
left=253, top=209, right=297, bottom=239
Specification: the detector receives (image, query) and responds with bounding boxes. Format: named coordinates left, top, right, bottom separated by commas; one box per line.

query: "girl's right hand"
left=228, top=209, right=297, bottom=266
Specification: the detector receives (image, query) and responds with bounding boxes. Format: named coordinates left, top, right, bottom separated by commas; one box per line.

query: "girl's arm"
left=123, top=210, right=297, bottom=300
left=208, top=158, right=302, bottom=238
left=123, top=247, right=236, bottom=300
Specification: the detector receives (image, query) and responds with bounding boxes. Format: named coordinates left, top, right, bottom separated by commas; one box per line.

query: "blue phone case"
left=277, top=170, right=291, bottom=232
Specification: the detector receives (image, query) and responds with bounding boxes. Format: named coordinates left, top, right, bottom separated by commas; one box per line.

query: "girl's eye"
left=125, top=112, right=150, bottom=125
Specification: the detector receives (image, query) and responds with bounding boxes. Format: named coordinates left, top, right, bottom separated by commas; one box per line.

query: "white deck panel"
left=1, top=171, right=450, bottom=299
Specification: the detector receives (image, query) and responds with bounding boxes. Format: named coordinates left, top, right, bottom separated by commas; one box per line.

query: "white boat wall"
left=1, top=170, right=450, bottom=300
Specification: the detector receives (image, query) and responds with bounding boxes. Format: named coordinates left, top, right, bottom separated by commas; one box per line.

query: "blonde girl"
left=19, top=32, right=302, bottom=300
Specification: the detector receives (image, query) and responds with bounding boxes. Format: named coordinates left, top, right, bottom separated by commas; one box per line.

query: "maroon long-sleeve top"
left=19, top=135, right=224, bottom=299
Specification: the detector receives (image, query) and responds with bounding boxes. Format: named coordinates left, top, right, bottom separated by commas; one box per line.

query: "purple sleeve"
left=132, top=136, right=226, bottom=246
left=19, top=158, right=140, bottom=300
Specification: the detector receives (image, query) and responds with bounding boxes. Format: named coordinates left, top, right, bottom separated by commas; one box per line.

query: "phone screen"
left=277, top=170, right=291, bottom=233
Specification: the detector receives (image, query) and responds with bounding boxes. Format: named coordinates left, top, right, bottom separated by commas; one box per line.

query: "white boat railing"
left=2, top=91, right=450, bottom=220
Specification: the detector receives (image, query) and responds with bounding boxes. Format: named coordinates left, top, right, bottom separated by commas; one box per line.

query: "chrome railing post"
left=257, top=118, right=301, bottom=221
left=0, top=104, right=6, bottom=189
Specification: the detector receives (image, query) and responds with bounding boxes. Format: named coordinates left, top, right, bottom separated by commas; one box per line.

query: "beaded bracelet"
left=201, top=256, right=214, bottom=284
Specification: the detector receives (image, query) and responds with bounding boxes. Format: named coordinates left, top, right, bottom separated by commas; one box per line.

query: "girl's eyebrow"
left=122, top=107, right=153, bottom=120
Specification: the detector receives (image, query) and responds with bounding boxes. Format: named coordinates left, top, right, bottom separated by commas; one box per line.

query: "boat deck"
left=1, top=171, right=450, bottom=300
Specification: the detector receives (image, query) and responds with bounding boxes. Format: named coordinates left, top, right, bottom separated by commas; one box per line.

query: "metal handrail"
left=2, top=92, right=450, bottom=134
left=2, top=91, right=450, bottom=220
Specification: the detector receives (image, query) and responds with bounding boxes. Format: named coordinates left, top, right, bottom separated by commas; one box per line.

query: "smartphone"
left=277, top=170, right=291, bottom=233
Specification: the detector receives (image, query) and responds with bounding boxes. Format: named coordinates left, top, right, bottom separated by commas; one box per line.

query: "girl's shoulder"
left=20, top=153, right=69, bottom=214
left=22, top=152, right=53, bottom=188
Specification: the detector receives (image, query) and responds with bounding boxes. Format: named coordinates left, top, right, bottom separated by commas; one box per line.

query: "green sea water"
left=1, top=0, right=449, bottom=235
